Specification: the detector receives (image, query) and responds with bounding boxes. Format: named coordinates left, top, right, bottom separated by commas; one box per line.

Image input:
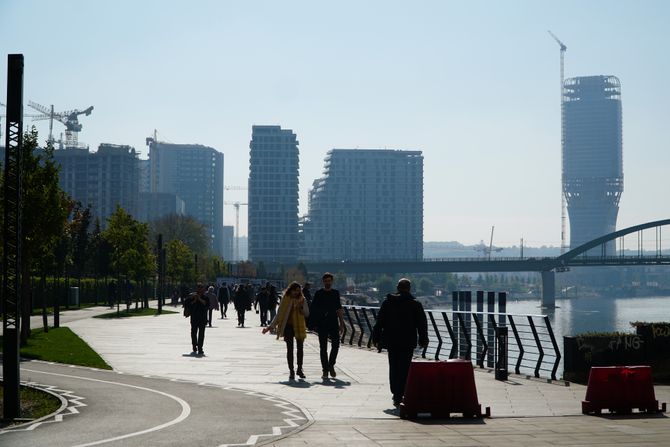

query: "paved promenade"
left=64, top=307, right=670, bottom=446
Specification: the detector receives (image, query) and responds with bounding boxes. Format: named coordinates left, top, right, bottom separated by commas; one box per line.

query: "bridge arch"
left=557, top=218, right=670, bottom=262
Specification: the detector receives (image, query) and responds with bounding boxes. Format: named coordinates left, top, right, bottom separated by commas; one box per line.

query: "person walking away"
left=262, top=282, right=310, bottom=380
left=255, top=286, right=270, bottom=326
left=233, top=284, right=250, bottom=327
left=309, top=272, right=345, bottom=379
left=218, top=282, right=230, bottom=318
left=372, top=278, right=429, bottom=408
left=206, top=285, right=219, bottom=327
left=184, top=283, right=209, bottom=356
left=267, top=282, right=278, bottom=321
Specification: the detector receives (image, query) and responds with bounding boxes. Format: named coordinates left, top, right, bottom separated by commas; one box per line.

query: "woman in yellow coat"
left=262, top=282, right=310, bottom=380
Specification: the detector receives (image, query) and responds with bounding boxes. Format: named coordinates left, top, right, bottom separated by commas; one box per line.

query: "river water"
left=502, top=295, right=670, bottom=339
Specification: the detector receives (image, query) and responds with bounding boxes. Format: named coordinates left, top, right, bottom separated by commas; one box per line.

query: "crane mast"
left=548, top=30, right=568, bottom=254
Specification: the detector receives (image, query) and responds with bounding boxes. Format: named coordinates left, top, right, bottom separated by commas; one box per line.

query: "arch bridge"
left=302, top=219, right=670, bottom=308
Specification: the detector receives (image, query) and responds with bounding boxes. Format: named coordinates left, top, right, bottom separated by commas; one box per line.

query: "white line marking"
left=22, top=368, right=191, bottom=446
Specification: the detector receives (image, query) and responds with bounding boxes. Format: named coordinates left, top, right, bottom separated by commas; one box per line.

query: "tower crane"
left=224, top=201, right=248, bottom=261
left=28, top=101, right=94, bottom=148
left=548, top=30, right=568, bottom=254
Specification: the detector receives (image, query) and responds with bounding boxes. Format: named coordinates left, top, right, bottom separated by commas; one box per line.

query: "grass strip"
left=0, top=327, right=112, bottom=370
left=0, top=385, right=62, bottom=424
left=93, top=307, right=177, bottom=319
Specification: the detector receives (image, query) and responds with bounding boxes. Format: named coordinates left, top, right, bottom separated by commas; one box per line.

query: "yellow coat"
left=269, top=294, right=310, bottom=341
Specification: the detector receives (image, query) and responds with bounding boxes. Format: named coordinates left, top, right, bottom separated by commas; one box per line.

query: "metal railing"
left=341, top=305, right=562, bottom=380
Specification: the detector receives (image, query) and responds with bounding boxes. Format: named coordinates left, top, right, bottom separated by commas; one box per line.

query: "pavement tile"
left=65, top=308, right=670, bottom=446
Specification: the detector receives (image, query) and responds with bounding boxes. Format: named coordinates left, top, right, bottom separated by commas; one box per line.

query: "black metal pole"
left=2, top=53, right=24, bottom=420
left=157, top=234, right=163, bottom=314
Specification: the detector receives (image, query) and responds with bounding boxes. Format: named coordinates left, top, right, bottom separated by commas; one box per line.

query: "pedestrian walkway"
left=66, top=309, right=670, bottom=446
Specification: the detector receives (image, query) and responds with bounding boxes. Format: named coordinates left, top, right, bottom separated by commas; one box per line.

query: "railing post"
left=494, top=326, right=509, bottom=381
left=428, top=311, right=442, bottom=360
left=487, top=291, right=495, bottom=367
left=508, top=315, right=524, bottom=375
left=352, top=307, right=365, bottom=347
left=452, top=291, right=459, bottom=357
left=527, top=316, right=544, bottom=378
left=362, top=308, right=374, bottom=349
left=442, top=311, right=458, bottom=359
left=472, top=313, right=487, bottom=368
left=476, top=291, right=484, bottom=364
left=456, top=313, right=472, bottom=360
left=544, top=316, right=561, bottom=380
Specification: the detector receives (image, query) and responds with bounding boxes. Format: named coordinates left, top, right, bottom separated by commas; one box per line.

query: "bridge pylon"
left=541, top=271, right=556, bottom=309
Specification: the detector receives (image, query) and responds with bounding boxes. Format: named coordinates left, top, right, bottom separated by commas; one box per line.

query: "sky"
left=1, top=1, right=669, bottom=246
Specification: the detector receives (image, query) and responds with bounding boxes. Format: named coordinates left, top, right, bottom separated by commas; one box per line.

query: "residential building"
left=147, top=139, right=224, bottom=256
left=248, top=125, right=299, bottom=264
left=138, top=192, right=186, bottom=222
left=53, top=143, right=139, bottom=225
left=302, top=149, right=423, bottom=261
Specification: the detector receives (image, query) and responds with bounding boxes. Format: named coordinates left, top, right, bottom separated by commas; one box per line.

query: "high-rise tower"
left=302, top=149, right=423, bottom=261
left=248, top=125, right=299, bottom=264
left=563, top=75, right=623, bottom=254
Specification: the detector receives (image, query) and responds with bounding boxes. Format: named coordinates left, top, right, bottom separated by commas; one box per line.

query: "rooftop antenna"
left=548, top=30, right=568, bottom=254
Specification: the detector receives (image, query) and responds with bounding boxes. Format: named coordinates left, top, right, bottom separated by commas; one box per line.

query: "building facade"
left=222, top=225, right=235, bottom=261
left=248, top=125, right=299, bottom=264
left=54, top=143, right=139, bottom=226
left=301, top=149, right=423, bottom=261
left=563, top=75, right=623, bottom=254
left=147, top=139, right=224, bottom=256
left=138, top=192, right=186, bottom=222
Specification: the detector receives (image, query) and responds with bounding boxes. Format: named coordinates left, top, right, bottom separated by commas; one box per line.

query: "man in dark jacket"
left=372, top=278, right=429, bottom=408
left=309, top=273, right=345, bottom=379
left=254, top=286, right=270, bottom=326
left=185, top=283, right=209, bottom=356
left=218, top=282, right=230, bottom=319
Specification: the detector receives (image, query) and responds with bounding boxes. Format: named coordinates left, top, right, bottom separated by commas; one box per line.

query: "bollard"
left=495, top=326, right=508, bottom=381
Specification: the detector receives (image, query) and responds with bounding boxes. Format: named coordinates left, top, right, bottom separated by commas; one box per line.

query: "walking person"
left=309, top=273, right=345, bottom=379
left=267, top=282, right=278, bottom=321
left=184, top=283, right=209, bottom=356
left=218, top=282, right=230, bottom=319
left=255, top=286, right=270, bottom=326
left=262, top=282, right=310, bottom=380
left=206, top=285, right=219, bottom=327
left=372, top=278, right=429, bottom=408
left=233, top=284, right=250, bottom=327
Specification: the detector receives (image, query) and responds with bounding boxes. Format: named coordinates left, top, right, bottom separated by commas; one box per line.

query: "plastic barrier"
left=399, top=359, right=490, bottom=419
left=582, top=366, right=667, bottom=415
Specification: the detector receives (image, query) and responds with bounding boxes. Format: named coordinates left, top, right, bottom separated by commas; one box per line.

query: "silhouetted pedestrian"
left=267, top=282, right=278, bottom=321
left=184, top=283, right=209, bottom=356
left=372, top=278, right=429, bottom=408
left=218, top=282, right=230, bottom=318
left=206, top=285, right=218, bottom=327
left=234, top=284, right=250, bottom=327
left=309, top=272, right=345, bottom=379
left=255, top=286, right=270, bottom=326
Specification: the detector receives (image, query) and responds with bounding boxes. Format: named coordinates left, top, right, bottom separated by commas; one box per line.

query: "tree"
left=104, top=206, right=155, bottom=282
left=285, top=266, right=306, bottom=285
left=149, top=213, right=209, bottom=254
left=71, top=202, right=92, bottom=283
left=8, top=129, right=71, bottom=344
left=166, top=239, right=194, bottom=286
left=418, top=277, right=434, bottom=296
left=375, top=275, right=394, bottom=298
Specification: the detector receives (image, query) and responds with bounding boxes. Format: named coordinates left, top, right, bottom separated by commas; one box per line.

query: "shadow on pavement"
left=317, top=379, right=351, bottom=389
left=281, top=379, right=313, bottom=388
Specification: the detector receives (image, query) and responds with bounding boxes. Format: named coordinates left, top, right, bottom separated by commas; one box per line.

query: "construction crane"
left=0, top=102, right=42, bottom=140
left=224, top=201, right=248, bottom=261
left=28, top=101, right=94, bottom=147
left=548, top=30, right=568, bottom=254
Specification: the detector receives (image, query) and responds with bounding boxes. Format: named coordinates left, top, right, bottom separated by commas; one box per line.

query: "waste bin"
left=69, top=287, right=80, bottom=306
left=494, top=326, right=508, bottom=381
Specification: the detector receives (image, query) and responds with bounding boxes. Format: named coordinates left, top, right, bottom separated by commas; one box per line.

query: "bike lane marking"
left=22, top=368, right=191, bottom=447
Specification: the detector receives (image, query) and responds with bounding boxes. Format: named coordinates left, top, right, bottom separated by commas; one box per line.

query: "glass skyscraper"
left=563, top=75, right=623, bottom=254
left=248, top=125, right=299, bottom=264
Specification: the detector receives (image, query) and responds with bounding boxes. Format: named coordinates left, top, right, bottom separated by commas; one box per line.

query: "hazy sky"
left=1, top=1, right=669, bottom=246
